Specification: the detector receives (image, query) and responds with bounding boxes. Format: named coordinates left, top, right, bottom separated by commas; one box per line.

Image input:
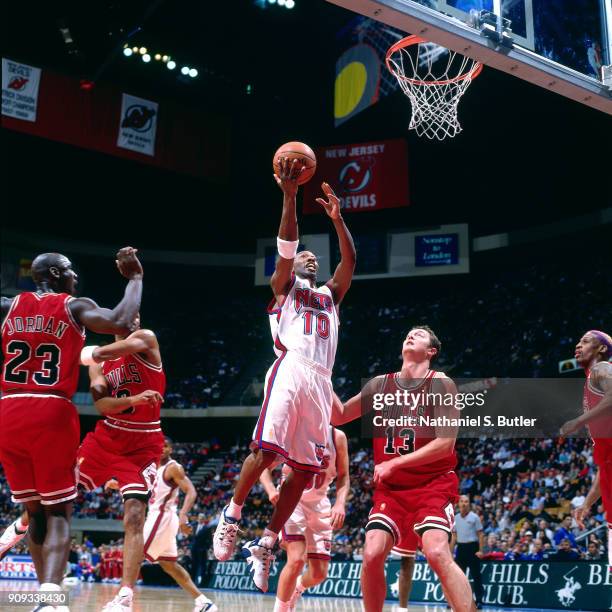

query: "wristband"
left=80, top=345, right=100, bottom=366
left=277, top=237, right=299, bottom=259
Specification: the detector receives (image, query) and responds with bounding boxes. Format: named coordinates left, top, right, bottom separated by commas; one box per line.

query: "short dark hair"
left=411, top=325, right=442, bottom=361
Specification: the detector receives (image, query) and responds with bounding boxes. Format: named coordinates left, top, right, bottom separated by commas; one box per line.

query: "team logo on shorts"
left=324, top=539, right=332, bottom=551
left=314, top=444, right=325, bottom=462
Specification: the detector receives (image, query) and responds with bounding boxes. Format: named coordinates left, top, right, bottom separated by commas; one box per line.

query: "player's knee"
left=285, top=556, right=305, bottom=575
left=362, top=544, right=386, bottom=569
left=422, top=536, right=451, bottom=571
left=123, top=501, right=146, bottom=532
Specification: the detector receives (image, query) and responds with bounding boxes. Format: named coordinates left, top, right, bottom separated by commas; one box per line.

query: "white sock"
left=397, top=608, right=409, bottom=612
left=117, top=586, right=133, bottom=599
left=273, top=597, right=291, bottom=611
left=40, top=583, right=61, bottom=591
left=260, top=528, right=278, bottom=549
left=226, top=499, right=243, bottom=520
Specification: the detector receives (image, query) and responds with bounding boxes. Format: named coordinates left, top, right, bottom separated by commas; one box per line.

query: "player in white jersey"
left=260, top=426, right=349, bottom=612
left=213, top=157, right=356, bottom=593
left=109, top=439, right=217, bottom=612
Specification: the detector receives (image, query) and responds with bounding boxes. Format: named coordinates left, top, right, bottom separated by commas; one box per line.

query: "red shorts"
left=77, top=419, right=164, bottom=500
left=368, top=471, right=459, bottom=555
left=0, top=394, right=80, bottom=505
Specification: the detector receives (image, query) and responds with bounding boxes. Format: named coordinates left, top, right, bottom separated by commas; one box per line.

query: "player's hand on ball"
left=373, top=460, right=396, bottom=485
left=268, top=491, right=280, bottom=506
left=132, top=390, right=164, bottom=407
left=273, top=157, right=305, bottom=195
left=116, top=246, right=143, bottom=280
left=330, top=503, right=346, bottom=530
left=315, top=182, right=341, bottom=220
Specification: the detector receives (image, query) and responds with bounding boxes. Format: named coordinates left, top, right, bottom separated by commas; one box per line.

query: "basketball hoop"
left=386, top=35, right=483, bottom=140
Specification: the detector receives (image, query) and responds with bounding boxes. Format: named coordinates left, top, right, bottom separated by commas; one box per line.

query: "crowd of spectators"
left=1, top=435, right=606, bottom=565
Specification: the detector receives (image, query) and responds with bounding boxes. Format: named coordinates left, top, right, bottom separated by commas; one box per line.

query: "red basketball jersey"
left=373, top=369, right=457, bottom=490
left=583, top=367, right=612, bottom=463
left=1, top=292, right=85, bottom=397
left=101, top=352, right=165, bottom=423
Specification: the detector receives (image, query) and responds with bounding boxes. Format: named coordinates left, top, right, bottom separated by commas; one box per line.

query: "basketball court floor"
left=0, top=580, right=568, bottom=611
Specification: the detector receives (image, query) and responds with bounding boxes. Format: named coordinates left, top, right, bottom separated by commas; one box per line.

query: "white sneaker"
left=0, top=518, right=27, bottom=560
left=213, top=506, right=241, bottom=561
left=242, top=538, right=275, bottom=593
left=193, top=594, right=218, bottom=612
left=101, top=586, right=133, bottom=611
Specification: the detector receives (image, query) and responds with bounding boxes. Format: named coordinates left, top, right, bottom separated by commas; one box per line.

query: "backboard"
left=327, top=0, right=612, bottom=114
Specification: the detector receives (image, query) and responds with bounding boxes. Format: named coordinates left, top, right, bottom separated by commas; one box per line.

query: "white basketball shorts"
left=252, top=351, right=332, bottom=473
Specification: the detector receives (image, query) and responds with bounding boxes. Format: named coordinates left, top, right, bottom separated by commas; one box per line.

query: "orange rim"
left=386, top=35, right=483, bottom=86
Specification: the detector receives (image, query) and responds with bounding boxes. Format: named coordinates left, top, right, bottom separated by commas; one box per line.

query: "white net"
left=386, top=37, right=482, bottom=140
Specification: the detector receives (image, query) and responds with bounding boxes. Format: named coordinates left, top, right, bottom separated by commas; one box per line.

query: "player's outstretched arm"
left=330, top=429, right=350, bottom=530
left=561, top=361, right=612, bottom=434
left=259, top=469, right=279, bottom=505
left=331, top=376, right=383, bottom=425
left=270, top=157, right=304, bottom=301
left=70, top=246, right=143, bottom=336
left=88, top=363, right=163, bottom=415
left=317, top=183, right=356, bottom=305
left=83, top=329, right=161, bottom=367
left=166, top=463, right=197, bottom=534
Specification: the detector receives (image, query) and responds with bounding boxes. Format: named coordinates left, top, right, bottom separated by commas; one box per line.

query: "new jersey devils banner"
left=117, top=93, right=159, bottom=156
left=1, top=58, right=42, bottom=122
left=303, top=139, right=409, bottom=214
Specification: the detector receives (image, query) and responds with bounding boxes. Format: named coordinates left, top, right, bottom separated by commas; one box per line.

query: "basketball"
left=272, top=141, right=317, bottom=185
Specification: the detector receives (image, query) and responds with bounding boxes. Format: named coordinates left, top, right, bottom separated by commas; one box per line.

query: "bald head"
left=31, top=252, right=77, bottom=294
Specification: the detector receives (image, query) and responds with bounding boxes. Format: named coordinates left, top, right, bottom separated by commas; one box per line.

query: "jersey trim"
left=393, top=368, right=435, bottom=391
left=254, top=352, right=287, bottom=444
left=1, top=393, right=71, bottom=401
left=161, top=460, right=179, bottom=488
left=132, top=352, right=164, bottom=372
left=64, top=297, right=86, bottom=337
left=103, top=420, right=162, bottom=433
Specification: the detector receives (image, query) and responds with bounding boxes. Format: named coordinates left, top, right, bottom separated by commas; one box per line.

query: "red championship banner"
left=303, top=139, right=409, bottom=214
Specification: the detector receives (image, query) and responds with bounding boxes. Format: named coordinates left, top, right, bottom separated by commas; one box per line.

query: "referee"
left=451, top=495, right=484, bottom=609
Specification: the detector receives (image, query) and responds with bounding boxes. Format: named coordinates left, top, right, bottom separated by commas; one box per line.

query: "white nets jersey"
left=148, top=460, right=179, bottom=514
left=268, top=276, right=339, bottom=372
left=282, top=426, right=337, bottom=502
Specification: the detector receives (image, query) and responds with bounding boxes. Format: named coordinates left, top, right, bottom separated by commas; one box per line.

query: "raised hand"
left=315, top=182, right=341, bottom=219
left=273, top=156, right=305, bottom=196
left=116, top=246, right=143, bottom=280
